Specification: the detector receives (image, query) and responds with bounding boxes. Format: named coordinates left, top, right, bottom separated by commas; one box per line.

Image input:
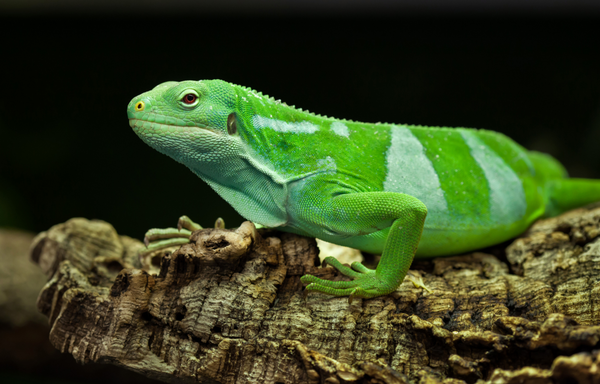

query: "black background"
left=1, top=7, right=600, bottom=383
left=1, top=14, right=600, bottom=238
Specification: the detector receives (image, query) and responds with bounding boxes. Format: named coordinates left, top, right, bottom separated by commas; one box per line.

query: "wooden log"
left=30, top=206, right=600, bottom=384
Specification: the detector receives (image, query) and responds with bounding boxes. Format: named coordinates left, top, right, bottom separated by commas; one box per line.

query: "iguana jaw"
left=128, top=118, right=220, bottom=136
left=128, top=116, right=237, bottom=171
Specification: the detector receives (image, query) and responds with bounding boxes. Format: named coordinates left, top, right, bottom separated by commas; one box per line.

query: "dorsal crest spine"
left=234, top=82, right=360, bottom=125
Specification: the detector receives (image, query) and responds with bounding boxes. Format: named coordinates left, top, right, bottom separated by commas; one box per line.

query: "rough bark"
left=30, top=206, right=600, bottom=384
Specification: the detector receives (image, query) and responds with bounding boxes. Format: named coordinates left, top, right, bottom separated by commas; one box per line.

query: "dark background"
left=1, top=3, right=600, bottom=383
left=2, top=12, right=600, bottom=238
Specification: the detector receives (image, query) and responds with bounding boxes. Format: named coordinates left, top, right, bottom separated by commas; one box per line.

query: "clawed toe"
left=301, top=266, right=392, bottom=302
left=177, top=215, right=203, bottom=232
left=143, top=227, right=192, bottom=247
left=142, top=215, right=204, bottom=256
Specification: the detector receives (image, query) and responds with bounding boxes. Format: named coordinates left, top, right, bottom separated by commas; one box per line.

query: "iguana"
left=127, top=79, right=600, bottom=302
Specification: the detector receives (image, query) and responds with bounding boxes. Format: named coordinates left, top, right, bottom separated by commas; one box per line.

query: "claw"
left=144, top=236, right=150, bottom=248
left=303, top=285, right=311, bottom=299
left=214, top=217, right=225, bottom=229
left=178, top=215, right=203, bottom=232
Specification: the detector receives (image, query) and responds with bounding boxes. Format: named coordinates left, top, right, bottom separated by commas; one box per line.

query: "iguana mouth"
left=128, top=119, right=219, bottom=135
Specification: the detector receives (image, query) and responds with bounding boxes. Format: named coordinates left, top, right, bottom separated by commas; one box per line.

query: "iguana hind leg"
left=300, top=192, right=427, bottom=303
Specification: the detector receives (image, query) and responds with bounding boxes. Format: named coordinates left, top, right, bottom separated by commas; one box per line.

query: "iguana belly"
left=317, top=219, right=534, bottom=258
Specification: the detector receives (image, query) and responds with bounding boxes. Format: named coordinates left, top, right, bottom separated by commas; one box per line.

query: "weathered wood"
left=31, top=207, right=600, bottom=384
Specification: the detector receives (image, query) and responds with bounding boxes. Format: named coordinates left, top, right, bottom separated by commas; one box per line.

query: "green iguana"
left=127, top=79, right=600, bottom=302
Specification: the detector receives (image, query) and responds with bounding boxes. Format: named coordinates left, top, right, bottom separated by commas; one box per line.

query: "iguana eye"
left=182, top=93, right=197, bottom=104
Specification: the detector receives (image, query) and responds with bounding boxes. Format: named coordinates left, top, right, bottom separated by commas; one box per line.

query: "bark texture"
left=30, top=207, right=600, bottom=384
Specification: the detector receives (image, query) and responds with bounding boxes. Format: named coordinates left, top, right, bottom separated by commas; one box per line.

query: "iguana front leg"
left=300, top=192, right=427, bottom=303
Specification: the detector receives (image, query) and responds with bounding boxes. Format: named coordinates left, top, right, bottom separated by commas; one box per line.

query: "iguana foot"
left=141, top=216, right=228, bottom=256
left=141, top=215, right=202, bottom=255
left=301, top=256, right=399, bottom=304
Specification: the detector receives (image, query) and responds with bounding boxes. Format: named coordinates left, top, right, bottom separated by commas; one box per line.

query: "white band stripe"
left=384, top=125, right=449, bottom=227
left=459, top=129, right=526, bottom=225
left=330, top=121, right=350, bottom=138
left=253, top=115, right=318, bottom=134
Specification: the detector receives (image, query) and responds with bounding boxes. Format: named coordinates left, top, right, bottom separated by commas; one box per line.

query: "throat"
left=190, top=158, right=289, bottom=228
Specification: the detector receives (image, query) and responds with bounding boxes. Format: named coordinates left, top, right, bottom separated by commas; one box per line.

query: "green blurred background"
left=1, top=5, right=600, bottom=384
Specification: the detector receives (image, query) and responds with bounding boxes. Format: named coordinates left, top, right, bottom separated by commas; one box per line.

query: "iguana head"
left=128, top=79, right=292, bottom=227
left=128, top=79, right=349, bottom=187
left=127, top=80, right=242, bottom=172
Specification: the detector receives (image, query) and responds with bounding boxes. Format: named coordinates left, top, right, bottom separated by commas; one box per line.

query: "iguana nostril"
left=135, top=101, right=145, bottom=111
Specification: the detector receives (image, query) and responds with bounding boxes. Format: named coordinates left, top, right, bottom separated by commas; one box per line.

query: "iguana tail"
left=528, top=150, right=600, bottom=217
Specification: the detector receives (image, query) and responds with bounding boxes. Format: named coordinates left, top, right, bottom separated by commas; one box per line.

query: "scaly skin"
left=127, top=79, right=600, bottom=301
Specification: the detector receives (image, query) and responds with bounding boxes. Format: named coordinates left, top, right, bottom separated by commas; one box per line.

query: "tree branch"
left=31, top=207, right=600, bottom=384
